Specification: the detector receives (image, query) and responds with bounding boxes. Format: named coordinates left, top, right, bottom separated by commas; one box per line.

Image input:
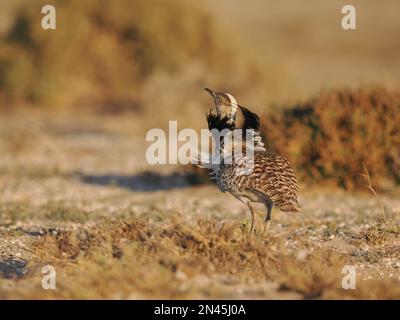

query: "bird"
left=200, top=88, right=302, bottom=235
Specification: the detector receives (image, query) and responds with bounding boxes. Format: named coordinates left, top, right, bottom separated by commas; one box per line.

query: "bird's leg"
left=230, top=194, right=257, bottom=237
left=263, top=220, right=271, bottom=237
left=246, top=202, right=256, bottom=236
left=263, top=201, right=273, bottom=236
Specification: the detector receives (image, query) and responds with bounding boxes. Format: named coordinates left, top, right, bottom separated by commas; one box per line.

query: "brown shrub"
left=263, top=87, right=400, bottom=189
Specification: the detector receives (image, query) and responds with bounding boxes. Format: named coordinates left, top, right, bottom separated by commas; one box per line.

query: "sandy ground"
left=0, top=113, right=399, bottom=299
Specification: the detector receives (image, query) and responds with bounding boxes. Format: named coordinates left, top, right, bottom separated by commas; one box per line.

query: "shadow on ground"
left=0, top=259, right=27, bottom=279
left=76, top=171, right=207, bottom=192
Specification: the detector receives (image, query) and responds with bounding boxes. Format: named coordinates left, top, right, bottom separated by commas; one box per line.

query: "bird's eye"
left=216, top=97, right=223, bottom=103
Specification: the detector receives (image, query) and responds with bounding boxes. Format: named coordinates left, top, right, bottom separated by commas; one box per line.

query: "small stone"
left=175, top=270, right=188, bottom=281
left=296, top=250, right=308, bottom=261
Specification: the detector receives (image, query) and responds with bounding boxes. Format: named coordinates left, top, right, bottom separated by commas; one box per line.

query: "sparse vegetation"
left=0, top=1, right=399, bottom=300
left=0, top=113, right=399, bottom=299
left=1, top=211, right=400, bottom=299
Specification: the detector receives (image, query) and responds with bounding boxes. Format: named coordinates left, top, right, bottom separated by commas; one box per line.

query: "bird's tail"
left=190, top=147, right=211, bottom=169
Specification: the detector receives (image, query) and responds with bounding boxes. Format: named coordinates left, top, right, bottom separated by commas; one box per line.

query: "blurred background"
left=0, top=0, right=399, bottom=189
left=0, top=0, right=400, bottom=299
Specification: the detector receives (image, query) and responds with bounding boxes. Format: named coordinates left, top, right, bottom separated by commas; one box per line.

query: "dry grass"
left=360, top=162, right=387, bottom=220
left=0, top=0, right=399, bottom=300
left=1, top=213, right=399, bottom=299
left=0, top=112, right=399, bottom=299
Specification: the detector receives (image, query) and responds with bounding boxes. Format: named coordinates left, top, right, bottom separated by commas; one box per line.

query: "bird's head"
left=204, top=88, right=238, bottom=122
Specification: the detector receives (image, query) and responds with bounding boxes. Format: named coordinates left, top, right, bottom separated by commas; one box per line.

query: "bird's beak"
left=204, top=88, right=219, bottom=115
left=204, top=88, right=216, bottom=98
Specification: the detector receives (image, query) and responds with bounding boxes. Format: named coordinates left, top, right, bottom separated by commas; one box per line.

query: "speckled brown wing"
left=250, top=151, right=301, bottom=214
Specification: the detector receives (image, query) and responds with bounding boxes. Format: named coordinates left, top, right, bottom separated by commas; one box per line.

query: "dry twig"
left=360, top=162, right=387, bottom=221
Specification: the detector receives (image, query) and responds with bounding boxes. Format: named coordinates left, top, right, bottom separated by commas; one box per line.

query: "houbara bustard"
left=198, top=88, right=302, bottom=235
